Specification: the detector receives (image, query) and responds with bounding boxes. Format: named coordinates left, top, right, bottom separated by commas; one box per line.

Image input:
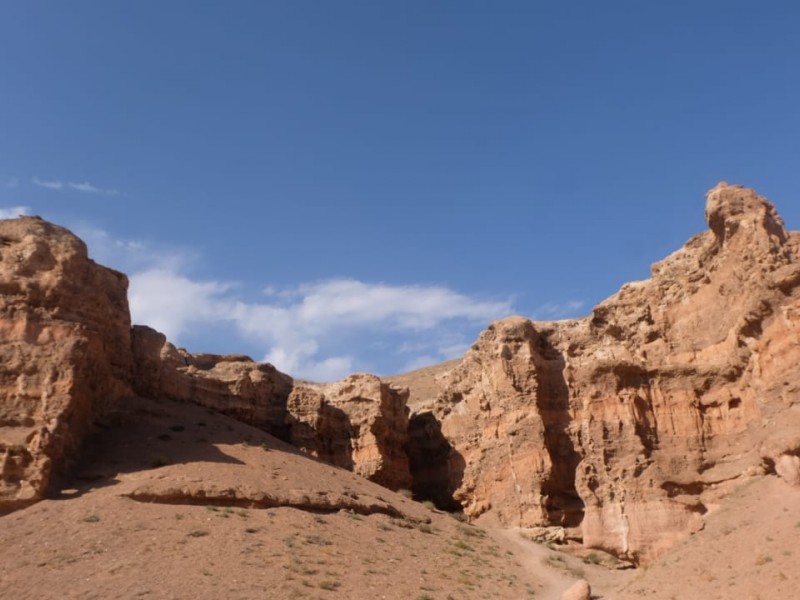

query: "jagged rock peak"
left=705, top=182, right=788, bottom=245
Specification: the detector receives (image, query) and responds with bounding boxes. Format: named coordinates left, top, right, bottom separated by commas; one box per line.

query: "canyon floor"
left=1, top=394, right=795, bottom=600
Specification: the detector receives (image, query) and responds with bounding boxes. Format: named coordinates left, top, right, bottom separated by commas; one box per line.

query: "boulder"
left=560, top=579, right=591, bottom=600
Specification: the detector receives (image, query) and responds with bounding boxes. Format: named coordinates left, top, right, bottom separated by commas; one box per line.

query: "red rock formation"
left=288, top=374, right=412, bottom=491
left=132, top=329, right=412, bottom=489
left=428, top=184, right=800, bottom=563
left=131, top=325, right=293, bottom=438
left=0, top=217, right=133, bottom=513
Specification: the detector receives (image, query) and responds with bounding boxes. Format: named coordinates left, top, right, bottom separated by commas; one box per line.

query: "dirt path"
left=492, top=528, right=578, bottom=600
left=491, top=527, right=636, bottom=600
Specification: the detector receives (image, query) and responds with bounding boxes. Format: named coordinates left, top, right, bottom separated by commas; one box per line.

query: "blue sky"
left=2, top=1, right=799, bottom=380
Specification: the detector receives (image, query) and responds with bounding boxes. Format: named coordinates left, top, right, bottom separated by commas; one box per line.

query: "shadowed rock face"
left=288, top=374, right=412, bottom=491
left=0, top=217, right=133, bottom=513
left=428, top=183, right=800, bottom=563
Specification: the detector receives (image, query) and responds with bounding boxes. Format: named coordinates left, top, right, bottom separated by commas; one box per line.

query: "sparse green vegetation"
left=318, top=580, right=341, bottom=591
left=188, top=529, right=209, bottom=537
left=304, top=534, right=332, bottom=546
left=81, top=514, right=100, bottom=523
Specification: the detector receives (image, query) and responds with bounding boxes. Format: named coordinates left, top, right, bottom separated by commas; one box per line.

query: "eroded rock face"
left=131, top=325, right=293, bottom=439
left=0, top=217, right=133, bottom=513
left=429, top=184, right=800, bottom=563
left=132, top=329, right=412, bottom=489
left=288, top=374, right=412, bottom=490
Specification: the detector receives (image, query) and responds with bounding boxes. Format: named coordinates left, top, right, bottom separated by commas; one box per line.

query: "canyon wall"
left=423, top=183, right=800, bottom=562
left=0, top=217, right=133, bottom=512
left=2, top=183, right=798, bottom=565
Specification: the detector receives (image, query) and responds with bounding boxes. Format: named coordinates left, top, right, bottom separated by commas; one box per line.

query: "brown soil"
left=2, top=394, right=796, bottom=599
left=0, top=396, right=578, bottom=600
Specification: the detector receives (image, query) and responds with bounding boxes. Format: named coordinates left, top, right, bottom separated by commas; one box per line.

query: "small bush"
left=318, top=580, right=341, bottom=591
left=188, top=529, right=209, bottom=538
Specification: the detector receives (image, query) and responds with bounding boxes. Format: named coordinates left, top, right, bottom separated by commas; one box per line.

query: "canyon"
left=1, top=183, right=799, bottom=598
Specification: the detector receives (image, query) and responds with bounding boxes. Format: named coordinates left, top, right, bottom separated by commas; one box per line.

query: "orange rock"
left=131, top=325, right=293, bottom=439
left=288, top=374, right=412, bottom=490
left=426, top=184, right=800, bottom=563
left=0, top=217, right=133, bottom=513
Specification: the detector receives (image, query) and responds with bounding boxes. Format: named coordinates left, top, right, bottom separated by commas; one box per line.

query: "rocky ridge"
left=411, top=183, right=800, bottom=562
left=1, top=183, right=799, bottom=566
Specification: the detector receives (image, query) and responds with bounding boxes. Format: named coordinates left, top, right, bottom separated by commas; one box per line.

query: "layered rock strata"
left=131, top=325, right=293, bottom=439
left=0, top=217, right=133, bottom=512
left=288, top=374, right=412, bottom=490
left=425, top=183, right=800, bottom=563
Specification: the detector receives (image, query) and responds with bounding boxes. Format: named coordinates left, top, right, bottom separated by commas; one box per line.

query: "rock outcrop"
left=131, top=329, right=412, bottom=488
left=424, top=184, right=800, bottom=563
left=3, top=183, right=799, bottom=567
left=131, top=325, right=293, bottom=439
left=0, top=217, right=133, bottom=513
left=288, top=374, right=412, bottom=490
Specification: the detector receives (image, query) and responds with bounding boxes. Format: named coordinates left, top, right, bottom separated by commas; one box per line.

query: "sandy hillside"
left=0, top=395, right=606, bottom=600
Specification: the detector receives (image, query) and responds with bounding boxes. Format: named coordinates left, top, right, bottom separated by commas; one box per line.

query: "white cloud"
left=80, top=227, right=517, bottom=381
left=32, top=177, right=63, bottom=190
left=124, top=264, right=511, bottom=380
left=5, top=178, right=18, bottom=188
left=129, top=268, right=236, bottom=341
left=0, top=205, right=31, bottom=219
left=32, top=177, right=119, bottom=195
left=67, top=181, right=120, bottom=195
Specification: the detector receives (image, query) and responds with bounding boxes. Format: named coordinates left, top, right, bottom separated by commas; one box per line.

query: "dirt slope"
left=0, top=396, right=581, bottom=600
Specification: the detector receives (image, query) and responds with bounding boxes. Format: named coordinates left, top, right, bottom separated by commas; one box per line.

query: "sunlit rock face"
left=428, top=184, right=800, bottom=563
left=0, top=217, right=133, bottom=513
left=131, top=325, right=293, bottom=439
left=288, top=374, right=412, bottom=491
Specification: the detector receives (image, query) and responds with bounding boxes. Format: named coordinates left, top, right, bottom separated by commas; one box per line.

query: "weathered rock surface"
left=0, top=217, right=133, bottom=513
left=131, top=325, right=293, bottom=439
left=423, top=184, right=800, bottom=563
left=132, top=329, right=412, bottom=488
left=288, top=374, right=412, bottom=490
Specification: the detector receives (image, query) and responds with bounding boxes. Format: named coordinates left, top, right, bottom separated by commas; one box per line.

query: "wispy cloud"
left=32, top=177, right=119, bottom=195
left=67, top=181, right=120, bottom=195
left=32, top=177, right=63, bottom=190
left=84, top=228, right=519, bottom=381
left=5, top=178, right=18, bottom=188
left=0, top=206, right=30, bottom=219
left=128, top=268, right=511, bottom=381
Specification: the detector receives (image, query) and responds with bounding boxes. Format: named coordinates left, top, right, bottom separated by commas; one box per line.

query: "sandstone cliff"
left=131, top=325, right=293, bottom=439
left=419, top=183, right=800, bottom=563
left=131, top=328, right=412, bottom=489
left=0, top=217, right=133, bottom=513
left=288, top=374, right=412, bottom=490
left=3, top=183, right=799, bottom=567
